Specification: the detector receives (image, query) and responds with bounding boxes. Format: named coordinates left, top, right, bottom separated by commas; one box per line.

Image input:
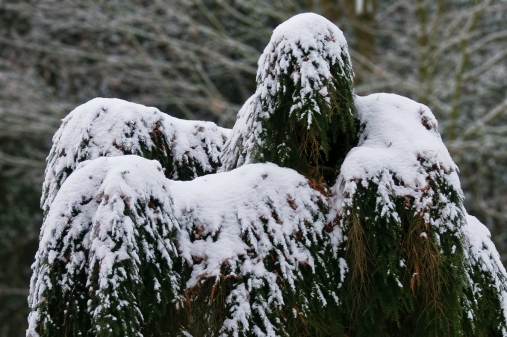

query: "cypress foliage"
left=339, top=167, right=467, bottom=336
left=336, top=93, right=507, bottom=336
left=171, top=164, right=345, bottom=336
left=462, top=214, right=507, bottom=336
left=205, top=15, right=358, bottom=334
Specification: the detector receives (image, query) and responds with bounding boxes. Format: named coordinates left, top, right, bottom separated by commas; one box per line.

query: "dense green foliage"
left=340, top=182, right=466, bottom=336
left=30, top=157, right=184, bottom=337
left=336, top=156, right=507, bottom=336
left=178, top=197, right=343, bottom=337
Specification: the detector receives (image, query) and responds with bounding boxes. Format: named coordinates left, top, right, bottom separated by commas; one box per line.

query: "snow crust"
left=343, top=93, right=448, bottom=182
left=221, top=13, right=351, bottom=171
left=42, top=97, right=229, bottom=212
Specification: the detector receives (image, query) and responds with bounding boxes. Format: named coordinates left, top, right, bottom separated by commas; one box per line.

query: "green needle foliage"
left=29, top=157, right=183, bottom=337
left=173, top=169, right=343, bottom=337
left=254, top=47, right=357, bottom=184
left=339, top=171, right=467, bottom=337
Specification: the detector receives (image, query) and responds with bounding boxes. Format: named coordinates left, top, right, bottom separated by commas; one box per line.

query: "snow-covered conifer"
left=27, top=12, right=507, bottom=337
left=172, top=163, right=342, bottom=336
left=335, top=93, right=507, bottom=336
left=29, top=156, right=181, bottom=337
left=221, top=13, right=357, bottom=184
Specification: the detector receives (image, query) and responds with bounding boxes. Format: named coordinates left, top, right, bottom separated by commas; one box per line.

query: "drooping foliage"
left=172, top=163, right=345, bottom=336
left=29, top=155, right=346, bottom=336
left=28, top=156, right=182, bottom=337
left=28, top=13, right=507, bottom=337
left=462, top=214, right=507, bottom=336
left=221, top=13, right=357, bottom=184
left=335, top=93, right=507, bottom=336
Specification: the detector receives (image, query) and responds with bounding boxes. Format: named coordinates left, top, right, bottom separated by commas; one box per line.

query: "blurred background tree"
left=0, top=0, right=506, bottom=336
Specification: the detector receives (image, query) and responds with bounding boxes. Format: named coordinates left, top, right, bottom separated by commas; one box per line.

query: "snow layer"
left=221, top=13, right=351, bottom=171
left=42, top=97, right=229, bottom=213
left=337, top=93, right=463, bottom=230
left=174, top=163, right=322, bottom=286
left=464, top=215, right=507, bottom=284
left=28, top=156, right=180, bottom=336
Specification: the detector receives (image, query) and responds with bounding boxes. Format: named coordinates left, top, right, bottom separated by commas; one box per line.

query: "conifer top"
left=257, top=12, right=351, bottom=122
left=222, top=13, right=355, bottom=176
left=258, top=12, right=349, bottom=92
left=42, top=97, right=229, bottom=212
